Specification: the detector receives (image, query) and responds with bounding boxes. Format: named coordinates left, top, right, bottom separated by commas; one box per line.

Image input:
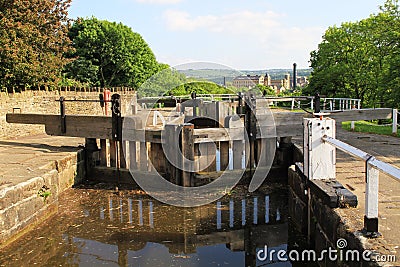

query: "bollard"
left=314, top=92, right=320, bottom=114
left=393, top=109, right=398, bottom=136
left=59, top=96, right=66, bottom=134
left=111, top=94, right=121, bottom=141
left=364, top=159, right=379, bottom=234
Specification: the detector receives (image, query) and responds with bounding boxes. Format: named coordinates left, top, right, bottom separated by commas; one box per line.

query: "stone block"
left=311, top=197, right=340, bottom=245
left=288, top=165, right=308, bottom=203
left=288, top=188, right=308, bottom=235
left=309, top=179, right=358, bottom=208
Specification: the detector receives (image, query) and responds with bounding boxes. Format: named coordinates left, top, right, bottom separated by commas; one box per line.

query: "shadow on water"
left=0, top=184, right=315, bottom=267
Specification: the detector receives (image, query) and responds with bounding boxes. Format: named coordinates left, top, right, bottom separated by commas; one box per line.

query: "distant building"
left=267, top=72, right=290, bottom=93
left=295, top=76, right=309, bottom=88
left=233, top=71, right=306, bottom=93
left=232, top=74, right=264, bottom=88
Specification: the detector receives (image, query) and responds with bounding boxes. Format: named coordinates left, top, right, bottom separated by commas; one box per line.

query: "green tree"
left=65, top=17, right=160, bottom=88
left=309, top=0, right=400, bottom=108
left=0, top=0, right=72, bottom=92
left=138, top=64, right=187, bottom=97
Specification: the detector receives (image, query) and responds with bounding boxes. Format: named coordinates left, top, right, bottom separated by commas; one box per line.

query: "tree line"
left=1, top=0, right=399, bottom=104
left=306, top=0, right=400, bottom=108
left=0, top=1, right=185, bottom=95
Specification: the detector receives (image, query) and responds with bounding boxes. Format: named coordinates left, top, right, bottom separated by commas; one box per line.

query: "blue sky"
left=69, top=0, right=384, bottom=70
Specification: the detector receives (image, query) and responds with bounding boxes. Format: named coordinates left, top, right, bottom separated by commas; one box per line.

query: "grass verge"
left=342, top=121, right=399, bottom=137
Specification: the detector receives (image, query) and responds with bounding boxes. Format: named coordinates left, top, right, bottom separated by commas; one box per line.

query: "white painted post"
left=357, top=100, right=361, bottom=109
left=310, top=98, right=314, bottom=111
left=303, top=118, right=336, bottom=180
left=291, top=99, right=295, bottom=110
left=152, top=111, right=166, bottom=127
left=392, top=109, right=398, bottom=136
left=351, top=121, right=355, bottom=131
left=364, top=159, right=379, bottom=233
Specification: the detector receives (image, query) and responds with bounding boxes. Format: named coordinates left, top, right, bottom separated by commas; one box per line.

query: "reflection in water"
left=138, top=199, right=143, bottom=226
left=242, top=199, right=246, bottom=226
left=265, top=195, right=270, bottom=224
left=0, top=185, right=291, bottom=266
left=254, top=197, right=258, bottom=225
left=230, top=200, right=234, bottom=228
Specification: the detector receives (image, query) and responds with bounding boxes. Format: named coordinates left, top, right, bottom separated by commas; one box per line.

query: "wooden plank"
left=194, top=128, right=244, bottom=143
left=122, top=129, right=163, bottom=143
left=329, top=108, right=392, bottom=122
left=6, top=113, right=58, bottom=124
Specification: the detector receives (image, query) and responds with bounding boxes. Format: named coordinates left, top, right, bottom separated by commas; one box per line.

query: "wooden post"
left=225, top=115, right=244, bottom=170
left=124, top=116, right=142, bottom=171
left=85, top=138, right=98, bottom=174
left=364, top=161, right=379, bottom=233
left=110, top=140, right=117, bottom=167
left=233, top=140, right=244, bottom=169
left=392, top=109, right=398, bottom=136
left=164, top=124, right=181, bottom=185
left=100, top=139, right=107, bottom=166
left=120, top=141, right=127, bottom=169
left=129, top=141, right=137, bottom=170
left=182, top=124, right=195, bottom=186
left=150, top=143, right=166, bottom=174
left=205, top=143, right=217, bottom=172
left=220, top=141, right=230, bottom=171
left=139, top=142, right=147, bottom=171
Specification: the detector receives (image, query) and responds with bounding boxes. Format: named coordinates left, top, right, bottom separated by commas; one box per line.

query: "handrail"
left=322, top=136, right=400, bottom=181
left=320, top=134, right=400, bottom=234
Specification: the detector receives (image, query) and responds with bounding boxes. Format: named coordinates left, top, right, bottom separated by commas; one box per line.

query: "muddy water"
left=0, top=184, right=294, bottom=267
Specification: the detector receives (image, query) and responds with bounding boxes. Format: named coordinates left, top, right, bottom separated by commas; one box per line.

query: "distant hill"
left=178, top=68, right=312, bottom=85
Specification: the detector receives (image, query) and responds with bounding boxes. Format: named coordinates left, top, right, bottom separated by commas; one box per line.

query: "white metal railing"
left=322, top=98, right=361, bottom=111
left=322, top=135, right=400, bottom=234
left=262, top=96, right=361, bottom=111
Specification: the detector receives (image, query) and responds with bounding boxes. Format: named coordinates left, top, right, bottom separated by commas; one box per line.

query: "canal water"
left=0, top=184, right=308, bottom=267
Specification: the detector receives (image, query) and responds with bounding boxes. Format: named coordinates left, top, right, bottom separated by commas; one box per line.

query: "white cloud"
left=161, top=9, right=324, bottom=68
left=136, top=0, right=182, bottom=4
left=163, top=9, right=281, bottom=35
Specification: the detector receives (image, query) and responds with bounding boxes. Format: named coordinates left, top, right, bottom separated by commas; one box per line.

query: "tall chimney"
left=293, top=63, right=297, bottom=90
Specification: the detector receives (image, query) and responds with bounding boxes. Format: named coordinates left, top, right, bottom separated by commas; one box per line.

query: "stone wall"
left=288, top=165, right=379, bottom=267
left=0, top=90, right=137, bottom=139
left=0, top=150, right=85, bottom=247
